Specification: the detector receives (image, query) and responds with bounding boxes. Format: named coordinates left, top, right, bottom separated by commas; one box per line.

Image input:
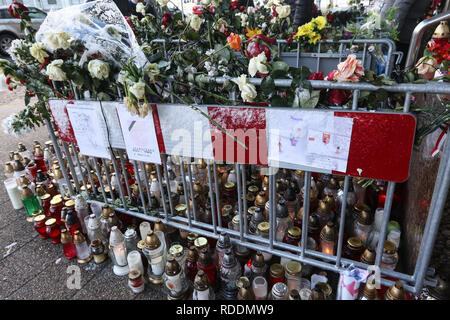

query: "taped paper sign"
left=156, top=104, right=214, bottom=160
left=266, top=109, right=354, bottom=173
left=48, top=99, right=77, bottom=143
left=97, top=101, right=126, bottom=149
left=66, top=102, right=111, bottom=159
left=116, top=104, right=161, bottom=164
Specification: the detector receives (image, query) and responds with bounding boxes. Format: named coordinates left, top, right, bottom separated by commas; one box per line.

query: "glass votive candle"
left=128, top=269, right=145, bottom=294
left=45, top=218, right=61, bottom=244
left=26, top=162, right=38, bottom=181
left=252, top=276, right=268, bottom=300
left=127, top=250, right=145, bottom=276
left=34, top=214, right=48, bottom=239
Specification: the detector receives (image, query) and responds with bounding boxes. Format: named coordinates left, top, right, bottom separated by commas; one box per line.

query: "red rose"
left=325, top=70, right=337, bottom=81
left=308, top=72, right=324, bottom=80
left=5, top=76, right=11, bottom=85
left=192, top=5, right=204, bottom=16
left=328, top=89, right=352, bottom=105
left=209, top=5, right=215, bottom=13
left=246, top=41, right=271, bottom=61
left=327, top=13, right=334, bottom=23
left=162, top=13, right=172, bottom=27
left=7, top=1, right=28, bottom=19
left=230, top=1, right=239, bottom=10
left=270, top=6, right=278, bottom=19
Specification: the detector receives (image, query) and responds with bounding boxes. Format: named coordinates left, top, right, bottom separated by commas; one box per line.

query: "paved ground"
left=0, top=87, right=165, bottom=300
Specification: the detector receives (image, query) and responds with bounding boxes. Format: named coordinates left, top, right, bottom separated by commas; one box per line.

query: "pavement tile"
left=7, top=253, right=109, bottom=300
left=134, top=282, right=167, bottom=300
left=0, top=198, right=26, bottom=231
left=0, top=216, right=39, bottom=260
left=75, top=260, right=138, bottom=300
left=0, top=254, right=41, bottom=299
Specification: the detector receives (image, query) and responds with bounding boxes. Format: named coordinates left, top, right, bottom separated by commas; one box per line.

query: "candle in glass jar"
left=4, top=178, right=23, bottom=209
left=127, top=250, right=144, bottom=276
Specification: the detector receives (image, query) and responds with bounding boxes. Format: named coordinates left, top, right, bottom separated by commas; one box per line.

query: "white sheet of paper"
left=97, top=101, right=126, bottom=149
left=116, top=104, right=161, bottom=164
left=66, top=102, right=111, bottom=159
left=266, top=109, right=353, bottom=172
left=157, top=104, right=214, bottom=160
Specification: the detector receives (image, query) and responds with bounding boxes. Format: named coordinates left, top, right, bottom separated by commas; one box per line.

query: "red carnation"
left=328, top=89, right=352, bottom=105
left=7, top=1, right=28, bottom=19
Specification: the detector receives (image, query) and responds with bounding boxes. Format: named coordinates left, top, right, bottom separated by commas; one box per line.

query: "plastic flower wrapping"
left=35, top=0, right=146, bottom=69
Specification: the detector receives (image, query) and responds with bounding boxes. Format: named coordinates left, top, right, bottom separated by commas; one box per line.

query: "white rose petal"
left=189, top=15, right=203, bottom=32
left=276, top=5, right=291, bottom=19
left=29, top=43, right=48, bottom=64
left=46, top=59, right=67, bottom=81
left=136, top=2, right=146, bottom=15
left=248, top=52, right=269, bottom=77
left=87, top=59, right=110, bottom=80
left=44, top=30, right=71, bottom=51
left=129, top=80, right=146, bottom=100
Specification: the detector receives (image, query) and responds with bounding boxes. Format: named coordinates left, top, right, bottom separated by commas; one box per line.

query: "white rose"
left=144, top=62, right=160, bottom=83
left=44, top=30, right=71, bottom=51
left=46, top=59, right=67, bottom=81
left=189, top=15, right=203, bottom=32
left=157, top=0, right=169, bottom=6
left=136, top=2, right=146, bottom=15
left=88, top=59, right=110, bottom=80
left=129, top=80, right=146, bottom=100
left=248, top=52, right=269, bottom=77
left=233, top=74, right=257, bottom=102
left=270, top=16, right=277, bottom=24
left=29, top=43, right=48, bottom=64
left=276, top=5, right=291, bottom=19
left=201, top=0, right=211, bottom=5
left=236, top=13, right=248, bottom=26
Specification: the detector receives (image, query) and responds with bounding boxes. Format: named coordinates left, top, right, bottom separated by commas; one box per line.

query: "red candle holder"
left=26, top=162, right=38, bottom=182
left=45, top=218, right=61, bottom=244
left=34, top=214, right=48, bottom=239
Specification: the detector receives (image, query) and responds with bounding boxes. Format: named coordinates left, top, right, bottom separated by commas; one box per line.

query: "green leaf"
left=302, top=90, right=320, bottom=109
left=272, top=61, right=289, bottom=73
left=270, top=95, right=285, bottom=107
left=260, top=76, right=275, bottom=95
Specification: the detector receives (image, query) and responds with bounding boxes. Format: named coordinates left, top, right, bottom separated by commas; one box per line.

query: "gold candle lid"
left=433, top=21, right=450, bottom=39
left=317, top=200, right=330, bottom=214
left=169, top=244, right=184, bottom=257
left=270, top=263, right=284, bottom=278
left=65, top=199, right=75, bottom=208
left=285, top=261, right=302, bottom=276
left=385, top=281, right=406, bottom=300
left=45, top=218, right=57, bottom=226
left=40, top=193, right=51, bottom=201
left=194, top=237, right=208, bottom=249
left=60, top=229, right=73, bottom=243
left=50, top=196, right=63, bottom=206
left=165, top=255, right=181, bottom=276
left=257, top=221, right=270, bottom=233
left=294, top=170, right=305, bottom=178
left=347, top=237, right=363, bottom=250
left=287, top=226, right=301, bottom=239
left=34, top=146, right=44, bottom=157
left=383, top=240, right=396, bottom=254
left=224, top=182, right=235, bottom=190
left=53, top=167, right=63, bottom=180
left=128, top=269, right=142, bottom=280
left=320, top=221, right=337, bottom=242
left=255, top=191, right=267, bottom=207
left=362, top=278, right=378, bottom=300
left=248, top=185, right=259, bottom=194
left=144, top=230, right=161, bottom=250
left=101, top=204, right=113, bottom=218
left=34, top=214, right=46, bottom=223
left=154, top=218, right=165, bottom=232
left=21, top=186, right=34, bottom=199
left=4, top=163, right=14, bottom=174
left=360, top=248, right=376, bottom=265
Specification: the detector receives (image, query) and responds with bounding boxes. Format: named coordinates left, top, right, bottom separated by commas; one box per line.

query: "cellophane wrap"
left=35, top=0, right=147, bottom=69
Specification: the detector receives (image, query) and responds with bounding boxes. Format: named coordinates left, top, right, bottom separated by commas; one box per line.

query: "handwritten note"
left=266, top=109, right=353, bottom=172
left=66, top=102, right=111, bottom=159
left=116, top=104, right=161, bottom=164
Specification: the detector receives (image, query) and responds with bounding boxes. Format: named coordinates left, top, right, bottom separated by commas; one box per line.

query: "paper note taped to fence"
left=66, top=102, right=111, bottom=159
left=266, top=109, right=353, bottom=172
left=116, top=104, right=161, bottom=164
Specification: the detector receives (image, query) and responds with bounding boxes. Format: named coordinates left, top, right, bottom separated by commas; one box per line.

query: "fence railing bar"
left=92, top=157, right=108, bottom=203
left=375, top=181, right=396, bottom=266
left=207, top=161, right=218, bottom=235
left=155, top=163, right=168, bottom=223
left=117, top=152, right=132, bottom=198
left=61, top=141, right=81, bottom=193
left=44, top=119, right=75, bottom=197
left=213, top=162, right=222, bottom=228
left=141, top=161, right=153, bottom=210
left=301, top=171, right=312, bottom=258
left=162, top=155, right=174, bottom=217
left=109, top=149, right=127, bottom=210
left=241, top=164, right=248, bottom=235
left=101, top=158, right=115, bottom=202
left=132, top=160, right=147, bottom=215
left=70, top=143, right=89, bottom=196
left=335, top=176, right=350, bottom=267
left=179, top=159, right=192, bottom=228
left=235, top=163, right=244, bottom=242
left=186, top=162, right=197, bottom=221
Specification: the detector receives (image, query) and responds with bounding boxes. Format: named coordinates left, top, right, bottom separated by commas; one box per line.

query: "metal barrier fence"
left=44, top=78, right=450, bottom=296
left=151, top=38, right=400, bottom=76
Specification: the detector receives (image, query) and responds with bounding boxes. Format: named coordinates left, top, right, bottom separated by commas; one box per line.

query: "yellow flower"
left=245, top=26, right=262, bottom=38
left=313, top=16, right=327, bottom=30
left=308, top=32, right=321, bottom=44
